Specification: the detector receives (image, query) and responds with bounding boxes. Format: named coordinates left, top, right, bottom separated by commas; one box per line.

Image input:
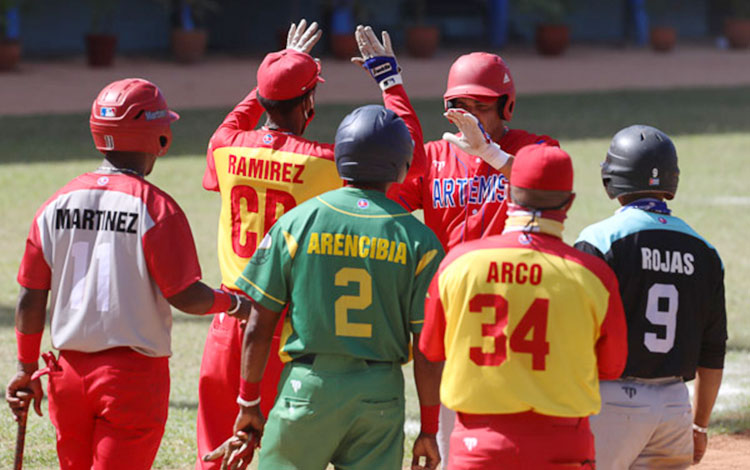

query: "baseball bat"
left=13, top=391, right=31, bottom=470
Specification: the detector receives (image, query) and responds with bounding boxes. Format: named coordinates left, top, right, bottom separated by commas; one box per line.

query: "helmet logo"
left=649, top=167, right=660, bottom=186
left=145, top=109, right=168, bottom=121
left=100, top=107, right=116, bottom=117
left=357, top=198, right=370, bottom=209
left=503, top=73, right=511, bottom=84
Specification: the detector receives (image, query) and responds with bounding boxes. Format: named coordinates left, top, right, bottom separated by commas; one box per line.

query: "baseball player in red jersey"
left=397, top=52, right=559, bottom=464
left=420, top=145, right=628, bottom=469
left=398, top=52, right=559, bottom=251
left=195, top=21, right=427, bottom=469
left=4, top=78, right=252, bottom=470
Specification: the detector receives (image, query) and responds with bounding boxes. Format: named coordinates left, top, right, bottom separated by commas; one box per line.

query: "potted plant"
left=0, top=0, right=22, bottom=71
left=85, top=0, right=119, bottom=67
left=725, top=0, right=750, bottom=48
left=512, top=0, right=579, bottom=56
left=404, top=0, right=440, bottom=58
left=156, top=0, right=218, bottom=63
left=647, top=0, right=678, bottom=52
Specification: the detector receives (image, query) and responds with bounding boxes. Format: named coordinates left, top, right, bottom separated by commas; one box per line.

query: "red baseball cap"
left=257, top=49, right=324, bottom=101
left=512, top=145, right=574, bottom=192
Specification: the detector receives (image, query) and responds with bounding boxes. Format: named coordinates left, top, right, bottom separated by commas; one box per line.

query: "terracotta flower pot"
left=330, top=33, right=357, bottom=60
left=535, top=24, right=570, bottom=56
left=649, top=26, right=677, bottom=52
left=85, top=34, right=117, bottom=67
left=0, top=40, right=21, bottom=71
left=406, top=25, right=440, bottom=58
left=724, top=18, right=750, bottom=49
left=171, top=29, right=207, bottom=64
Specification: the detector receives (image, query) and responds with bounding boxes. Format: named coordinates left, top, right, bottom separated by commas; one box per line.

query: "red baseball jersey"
left=203, top=86, right=426, bottom=290
left=420, top=217, right=627, bottom=417
left=398, top=130, right=558, bottom=250
left=18, top=170, right=202, bottom=357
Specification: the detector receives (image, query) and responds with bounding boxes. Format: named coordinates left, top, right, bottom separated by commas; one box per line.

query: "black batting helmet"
left=601, top=125, right=679, bottom=200
left=334, top=105, right=414, bottom=183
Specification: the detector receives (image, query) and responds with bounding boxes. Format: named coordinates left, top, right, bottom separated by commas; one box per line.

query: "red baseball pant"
left=195, top=306, right=284, bottom=470
left=449, top=410, right=596, bottom=470
left=47, top=348, right=169, bottom=470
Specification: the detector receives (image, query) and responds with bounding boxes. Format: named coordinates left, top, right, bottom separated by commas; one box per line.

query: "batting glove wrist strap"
left=364, top=56, right=403, bottom=91
left=16, top=328, right=43, bottom=364
left=481, top=142, right=512, bottom=170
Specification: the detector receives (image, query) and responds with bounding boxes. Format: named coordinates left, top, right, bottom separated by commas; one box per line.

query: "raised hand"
left=442, top=109, right=511, bottom=170
left=286, top=18, right=322, bottom=54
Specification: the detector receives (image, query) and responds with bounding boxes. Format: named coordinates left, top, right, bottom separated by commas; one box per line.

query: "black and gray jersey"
left=575, top=205, right=726, bottom=381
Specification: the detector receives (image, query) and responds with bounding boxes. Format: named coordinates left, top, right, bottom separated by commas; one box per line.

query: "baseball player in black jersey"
left=574, top=125, right=726, bottom=469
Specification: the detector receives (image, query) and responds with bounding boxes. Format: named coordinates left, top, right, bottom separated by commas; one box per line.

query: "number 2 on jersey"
left=334, top=268, right=373, bottom=338
left=469, top=294, right=550, bottom=370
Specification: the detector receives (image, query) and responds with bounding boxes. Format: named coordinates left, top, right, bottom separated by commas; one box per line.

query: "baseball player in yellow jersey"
left=420, top=145, right=628, bottom=469
left=195, top=20, right=429, bottom=469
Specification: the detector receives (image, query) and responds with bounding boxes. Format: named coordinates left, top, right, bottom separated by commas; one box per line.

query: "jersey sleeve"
left=699, top=263, right=728, bottom=369
left=142, top=211, right=203, bottom=298
left=573, top=240, right=606, bottom=261
left=382, top=85, right=427, bottom=207
left=410, top=240, right=445, bottom=334
left=235, top=223, right=292, bottom=313
left=595, top=276, right=628, bottom=380
left=17, top=217, right=52, bottom=290
left=203, top=87, right=264, bottom=191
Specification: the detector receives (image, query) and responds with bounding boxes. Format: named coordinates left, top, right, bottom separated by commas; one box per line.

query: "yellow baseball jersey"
left=420, top=222, right=627, bottom=417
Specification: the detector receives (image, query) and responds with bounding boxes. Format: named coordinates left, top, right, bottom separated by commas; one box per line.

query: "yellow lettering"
left=388, top=240, right=396, bottom=262
left=359, top=236, right=370, bottom=257
left=345, top=234, right=358, bottom=257
left=393, top=243, right=407, bottom=265
left=370, top=237, right=378, bottom=258
left=333, top=233, right=345, bottom=256
left=376, top=239, right=389, bottom=260
left=321, top=233, right=333, bottom=255
left=307, top=233, right=320, bottom=254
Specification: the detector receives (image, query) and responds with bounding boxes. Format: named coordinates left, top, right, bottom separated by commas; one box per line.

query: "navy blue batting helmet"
left=334, top=105, right=414, bottom=183
left=602, top=125, right=679, bottom=199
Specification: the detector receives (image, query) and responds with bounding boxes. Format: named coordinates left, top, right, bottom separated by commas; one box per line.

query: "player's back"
left=575, top=207, right=726, bottom=380
left=272, top=186, right=443, bottom=364
left=432, top=230, right=620, bottom=417
left=207, top=128, right=343, bottom=289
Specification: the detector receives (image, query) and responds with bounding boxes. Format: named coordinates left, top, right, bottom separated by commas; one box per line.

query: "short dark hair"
left=257, top=88, right=314, bottom=115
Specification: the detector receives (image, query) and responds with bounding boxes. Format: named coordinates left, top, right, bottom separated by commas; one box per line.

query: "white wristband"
left=379, top=73, right=403, bottom=91
left=481, top=142, right=512, bottom=170
left=236, top=395, right=261, bottom=408
left=692, top=423, right=708, bottom=433
left=227, top=293, right=242, bottom=315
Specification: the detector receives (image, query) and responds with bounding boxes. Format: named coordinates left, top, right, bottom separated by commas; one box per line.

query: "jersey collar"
left=502, top=204, right=565, bottom=239
left=618, top=198, right=671, bottom=215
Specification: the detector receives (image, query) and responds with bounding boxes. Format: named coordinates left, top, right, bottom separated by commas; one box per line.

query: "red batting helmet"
left=443, top=52, right=516, bottom=121
left=90, top=78, right=179, bottom=157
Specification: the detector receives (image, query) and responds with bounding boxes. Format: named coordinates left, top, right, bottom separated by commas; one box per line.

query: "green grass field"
left=1, top=86, right=749, bottom=468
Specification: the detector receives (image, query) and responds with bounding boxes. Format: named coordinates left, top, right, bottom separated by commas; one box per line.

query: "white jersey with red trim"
left=17, top=169, right=202, bottom=357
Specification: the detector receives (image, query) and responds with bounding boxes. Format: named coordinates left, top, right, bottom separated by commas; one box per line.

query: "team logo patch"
left=250, top=234, right=273, bottom=265
left=658, top=216, right=667, bottom=224
left=97, top=176, right=109, bottom=186
left=518, top=233, right=532, bottom=245
left=262, top=133, right=274, bottom=145
left=433, top=160, right=446, bottom=171
left=357, top=198, right=370, bottom=209
left=100, top=107, right=116, bottom=117
left=291, top=380, right=302, bottom=393
left=463, top=437, right=478, bottom=451
left=649, top=167, right=660, bottom=186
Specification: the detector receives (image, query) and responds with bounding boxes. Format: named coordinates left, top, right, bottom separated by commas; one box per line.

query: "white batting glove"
left=442, top=109, right=511, bottom=170
left=351, top=25, right=403, bottom=91
left=286, top=18, right=322, bottom=54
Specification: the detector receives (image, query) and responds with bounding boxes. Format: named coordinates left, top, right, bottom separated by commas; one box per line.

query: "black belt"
left=293, top=354, right=392, bottom=366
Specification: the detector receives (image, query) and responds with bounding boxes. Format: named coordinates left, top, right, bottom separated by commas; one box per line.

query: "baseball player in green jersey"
left=204, top=104, right=445, bottom=470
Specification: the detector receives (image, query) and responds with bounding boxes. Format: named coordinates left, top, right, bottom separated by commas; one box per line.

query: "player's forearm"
left=412, top=335, right=442, bottom=407
left=16, top=287, right=48, bottom=334
left=240, top=303, right=281, bottom=383
left=693, top=366, right=723, bottom=427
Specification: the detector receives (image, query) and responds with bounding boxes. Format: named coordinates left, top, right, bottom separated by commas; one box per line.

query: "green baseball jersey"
left=236, top=187, right=444, bottom=363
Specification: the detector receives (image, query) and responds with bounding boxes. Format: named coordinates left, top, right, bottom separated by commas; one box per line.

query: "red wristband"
left=206, top=289, right=233, bottom=314
left=16, top=328, right=43, bottom=364
left=420, top=404, right=440, bottom=435
left=239, top=376, right=261, bottom=404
